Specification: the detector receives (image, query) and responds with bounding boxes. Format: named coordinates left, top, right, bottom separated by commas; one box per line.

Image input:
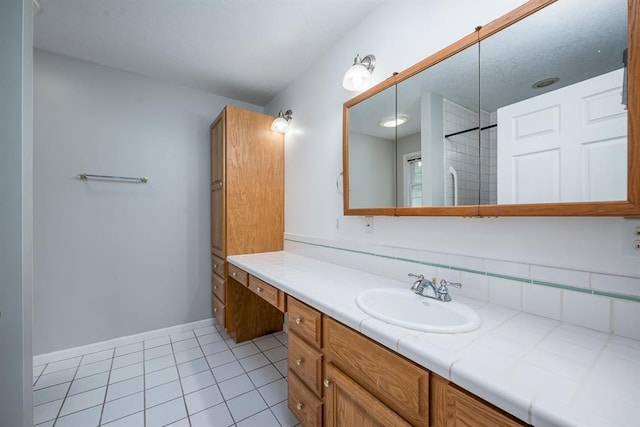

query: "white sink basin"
left=356, top=288, right=482, bottom=333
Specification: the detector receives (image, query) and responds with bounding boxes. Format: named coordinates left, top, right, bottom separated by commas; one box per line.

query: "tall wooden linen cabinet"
left=210, top=105, right=285, bottom=343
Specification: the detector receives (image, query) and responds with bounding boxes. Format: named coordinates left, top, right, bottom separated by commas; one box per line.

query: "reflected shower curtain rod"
left=77, top=173, right=148, bottom=183
left=444, top=123, right=497, bottom=139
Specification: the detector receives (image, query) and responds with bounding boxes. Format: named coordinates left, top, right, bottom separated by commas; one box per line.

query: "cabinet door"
left=210, top=114, right=225, bottom=258
left=431, top=375, right=526, bottom=427
left=325, top=363, right=411, bottom=427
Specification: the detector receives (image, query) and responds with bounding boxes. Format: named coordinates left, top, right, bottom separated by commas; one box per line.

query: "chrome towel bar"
left=77, top=173, right=148, bottom=183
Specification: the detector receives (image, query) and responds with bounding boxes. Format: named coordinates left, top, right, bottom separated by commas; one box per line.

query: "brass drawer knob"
left=231, top=271, right=236, bottom=277
left=213, top=308, right=217, bottom=313
left=296, top=358, right=303, bottom=366
left=213, top=264, right=218, bottom=269
left=295, top=317, right=302, bottom=325
left=323, top=379, right=331, bottom=388
left=213, top=285, right=217, bottom=290
left=296, top=402, right=304, bottom=410
left=256, top=287, right=262, bottom=293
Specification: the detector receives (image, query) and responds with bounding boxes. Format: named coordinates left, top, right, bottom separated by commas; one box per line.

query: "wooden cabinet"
left=324, top=363, right=411, bottom=427
left=430, top=375, right=526, bottom=427
left=289, top=369, right=324, bottom=427
left=287, top=297, right=324, bottom=427
left=210, top=105, right=284, bottom=340
left=323, top=318, right=429, bottom=426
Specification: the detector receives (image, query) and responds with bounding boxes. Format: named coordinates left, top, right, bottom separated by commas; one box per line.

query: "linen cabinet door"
left=210, top=113, right=225, bottom=259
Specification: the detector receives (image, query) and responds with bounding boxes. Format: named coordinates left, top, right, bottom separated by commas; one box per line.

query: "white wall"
left=0, top=0, right=34, bottom=425
left=34, top=50, right=262, bottom=354
left=349, top=132, right=395, bottom=207
left=266, top=0, right=640, bottom=277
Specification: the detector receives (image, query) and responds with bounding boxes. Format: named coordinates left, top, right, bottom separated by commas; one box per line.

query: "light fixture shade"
left=271, top=109, right=293, bottom=133
left=343, top=64, right=372, bottom=91
left=343, top=54, right=376, bottom=91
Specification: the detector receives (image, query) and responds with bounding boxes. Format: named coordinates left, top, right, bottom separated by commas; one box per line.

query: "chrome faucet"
left=408, top=274, right=462, bottom=302
left=408, top=273, right=439, bottom=299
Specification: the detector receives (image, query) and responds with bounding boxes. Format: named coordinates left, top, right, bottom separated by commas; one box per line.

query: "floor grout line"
left=169, top=332, right=194, bottom=427
left=96, top=349, right=116, bottom=426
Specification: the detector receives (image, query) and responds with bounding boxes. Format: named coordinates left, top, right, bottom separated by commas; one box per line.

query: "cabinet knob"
left=296, top=402, right=304, bottom=410
left=256, top=287, right=262, bottom=293
left=295, top=317, right=302, bottom=325
left=213, top=264, right=217, bottom=269
left=296, top=358, right=303, bottom=366
left=323, top=379, right=331, bottom=388
left=231, top=272, right=236, bottom=277
left=213, top=285, right=217, bottom=290
left=213, top=308, right=217, bottom=313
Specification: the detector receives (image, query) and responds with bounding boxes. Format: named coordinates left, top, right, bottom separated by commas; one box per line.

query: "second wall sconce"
left=271, top=109, right=293, bottom=133
left=342, top=53, right=376, bottom=91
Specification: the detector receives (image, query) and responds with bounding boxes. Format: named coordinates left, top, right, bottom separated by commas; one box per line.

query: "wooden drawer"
left=289, top=331, right=323, bottom=397
left=212, top=254, right=225, bottom=278
left=212, top=294, right=225, bottom=328
left=227, top=263, right=248, bottom=286
left=288, top=296, right=322, bottom=348
left=212, top=275, right=225, bottom=301
left=248, top=275, right=285, bottom=312
left=289, top=371, right=323, bottom=427
left=324, top=318, right=429, bottom=426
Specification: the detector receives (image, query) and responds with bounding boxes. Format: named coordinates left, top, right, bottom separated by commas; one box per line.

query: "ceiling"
left=34, top=0, right=385, bottom=106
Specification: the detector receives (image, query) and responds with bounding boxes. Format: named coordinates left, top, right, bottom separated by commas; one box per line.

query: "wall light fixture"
left=271, top=109, right=293, bottom=133
left=342, top=54, right=376, bottom=91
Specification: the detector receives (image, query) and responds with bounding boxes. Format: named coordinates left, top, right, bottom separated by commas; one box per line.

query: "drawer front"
left=288, top=297, right=322, bottom=348
left=288, top=371, right=323, bottom=427
left=248, top=276, right=285, bottom=311
left=289, top=331, right=323, bottom=397
left=227, top=263, right=248, bottom=286
left=212, top=254, right=225, bottom=278
left=212, top=275, right=225, bottom=301
left=212, top=294, right=225, bottom=328
left=324, top=318, right=429, bottom=426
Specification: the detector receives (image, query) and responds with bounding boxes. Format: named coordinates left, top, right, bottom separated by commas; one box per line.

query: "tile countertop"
left=227, top=251, right=640, bottom=427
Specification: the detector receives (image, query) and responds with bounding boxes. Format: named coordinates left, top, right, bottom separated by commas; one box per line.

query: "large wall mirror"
left=343, top=0, right=639, bottom=216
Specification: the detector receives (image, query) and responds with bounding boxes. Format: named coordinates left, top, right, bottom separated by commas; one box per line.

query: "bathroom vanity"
left=227, top=251, right=640, bottom=427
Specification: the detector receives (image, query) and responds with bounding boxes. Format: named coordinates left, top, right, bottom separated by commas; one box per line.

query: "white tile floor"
left=33, top=321, right=300, bottom=427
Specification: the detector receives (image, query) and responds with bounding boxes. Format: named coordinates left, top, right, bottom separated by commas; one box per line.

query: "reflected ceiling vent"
left=532, top=77, right=559, bottom=89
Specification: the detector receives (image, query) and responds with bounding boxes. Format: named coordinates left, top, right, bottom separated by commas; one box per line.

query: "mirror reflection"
left=346, top=0, right=629, bottom=211
left=396, top=44, right=480, bottom=207
left=481, top=0, right=628, bottom=204
left=348, top=84, right=396, bottom=208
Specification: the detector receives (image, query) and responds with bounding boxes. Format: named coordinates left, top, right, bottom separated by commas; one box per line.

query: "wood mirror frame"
left=342, top=0, right=639, bottom=217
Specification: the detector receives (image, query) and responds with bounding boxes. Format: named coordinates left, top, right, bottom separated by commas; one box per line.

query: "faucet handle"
left=439, top=279, right=462, bottom=292
left=408, top=273, right=424, bottom=280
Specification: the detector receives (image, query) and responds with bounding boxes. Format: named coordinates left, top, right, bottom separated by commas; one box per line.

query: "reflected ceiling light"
left=532, top=77, right=559, bottom=89
left=379, top=115, right=408, bottom=128
left=271, top=109, right=293, bottom=133
left=343, top=54, right=376, bottom=91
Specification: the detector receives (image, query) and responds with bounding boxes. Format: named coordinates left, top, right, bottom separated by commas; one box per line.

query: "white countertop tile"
left=227, top=251, right=640, bottom=427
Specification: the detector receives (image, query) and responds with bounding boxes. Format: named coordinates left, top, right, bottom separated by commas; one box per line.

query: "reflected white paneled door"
left=497, top=69, right=627, bottom=204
